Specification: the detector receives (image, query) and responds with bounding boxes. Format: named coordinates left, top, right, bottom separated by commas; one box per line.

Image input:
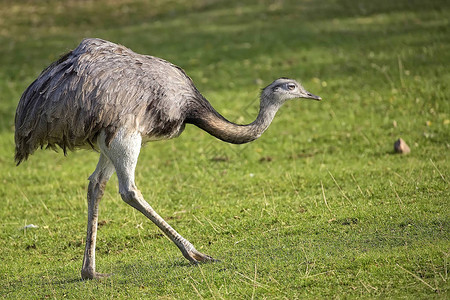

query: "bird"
left=14, top=38, right=321, bottom=279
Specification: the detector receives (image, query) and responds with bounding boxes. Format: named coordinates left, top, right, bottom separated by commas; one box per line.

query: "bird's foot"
left=183, top=248, right=217, bottom=264
left=81, top=269, right=113, bottom=280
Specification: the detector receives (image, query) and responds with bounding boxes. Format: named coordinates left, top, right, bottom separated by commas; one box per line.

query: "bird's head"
left=261, top=78, right=321, bottom=106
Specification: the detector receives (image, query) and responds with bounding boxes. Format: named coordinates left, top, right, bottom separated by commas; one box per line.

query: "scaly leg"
left=81, top=153, right=115, bottom=279
left=101, top=130, right=215, bottom=263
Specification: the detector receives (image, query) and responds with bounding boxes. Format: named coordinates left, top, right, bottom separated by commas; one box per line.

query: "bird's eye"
left=287, top=83, right=296, bottom=91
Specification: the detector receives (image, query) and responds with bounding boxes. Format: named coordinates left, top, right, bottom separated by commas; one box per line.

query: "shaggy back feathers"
left=14, top=38, right=199, bottom=164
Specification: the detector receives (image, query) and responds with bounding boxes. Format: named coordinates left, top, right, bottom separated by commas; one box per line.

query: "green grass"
left=0, top=0, right=449, bottom=298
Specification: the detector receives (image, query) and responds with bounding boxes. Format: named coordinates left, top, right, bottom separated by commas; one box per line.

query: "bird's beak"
left=302, top=91, right=322, bottom=101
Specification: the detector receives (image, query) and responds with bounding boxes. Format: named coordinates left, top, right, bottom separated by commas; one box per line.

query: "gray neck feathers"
left=187, top=94, right=281, bottom=144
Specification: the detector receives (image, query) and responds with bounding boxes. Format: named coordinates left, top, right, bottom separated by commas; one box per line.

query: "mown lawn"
left=0, top=0, right=448, bottom=298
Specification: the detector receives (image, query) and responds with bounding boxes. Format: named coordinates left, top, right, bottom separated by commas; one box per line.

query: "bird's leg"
left=103, top=130, right=215, bottom=263
left=81, top=153, right=115, bottom=280
left=120, top=187, right=215, bottom=263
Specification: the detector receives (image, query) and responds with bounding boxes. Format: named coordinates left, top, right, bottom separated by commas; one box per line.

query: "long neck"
left=187, top=95, right=281, bottom=144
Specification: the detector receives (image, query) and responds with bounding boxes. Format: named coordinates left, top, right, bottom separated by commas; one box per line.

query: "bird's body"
left=15, top=38, right=321, bottom=279
left=16, top=38, right=200, bottom=162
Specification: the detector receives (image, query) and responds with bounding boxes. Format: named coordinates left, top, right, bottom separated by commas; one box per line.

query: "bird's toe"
left=188, top=249, right=217, bottom=263
left=81, top=269, right=113, bottom=280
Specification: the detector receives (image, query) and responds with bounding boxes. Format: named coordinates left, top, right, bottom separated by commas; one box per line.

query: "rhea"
left=15, top=38, right=321, bottom=279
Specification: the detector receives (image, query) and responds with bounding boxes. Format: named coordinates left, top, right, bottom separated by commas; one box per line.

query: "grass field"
left=0, top=0, right=449, bottom=298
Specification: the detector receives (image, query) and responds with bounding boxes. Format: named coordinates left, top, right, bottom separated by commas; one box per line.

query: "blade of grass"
left=396, top=264, right=438, bottom=293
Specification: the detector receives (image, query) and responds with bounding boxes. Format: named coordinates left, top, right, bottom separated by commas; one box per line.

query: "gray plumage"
left=16, top=38, right=197, bottom=163
left=14, top=38, right=321, bottom=279
left=15, top=38, right=320, bottom=164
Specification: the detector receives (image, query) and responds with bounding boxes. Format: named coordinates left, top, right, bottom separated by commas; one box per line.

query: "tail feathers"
left=15, top=142, right=69, bottom=166
left=14, top=134, right=36, bottom=165
left=14, top=145, right=28, bottom=166
left=14, top=133, right=98, bottom=166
